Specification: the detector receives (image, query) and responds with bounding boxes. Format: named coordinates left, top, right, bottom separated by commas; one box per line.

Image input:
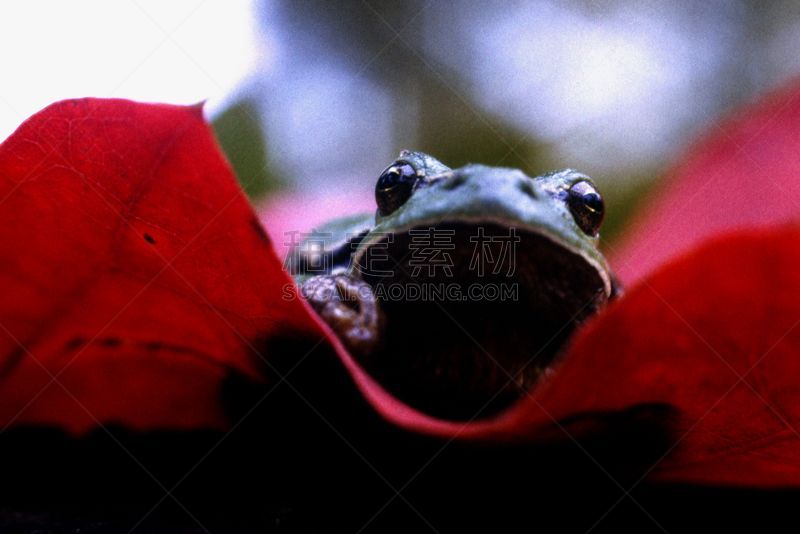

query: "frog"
left=288, top=151, right=616, bottom=420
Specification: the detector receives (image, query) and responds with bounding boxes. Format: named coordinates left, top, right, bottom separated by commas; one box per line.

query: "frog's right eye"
left=376, top=162, right=419, bottom=216
left=567, top=180, right=604, bottom=236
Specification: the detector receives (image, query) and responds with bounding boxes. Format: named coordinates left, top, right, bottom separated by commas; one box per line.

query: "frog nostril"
left=441, top=173, right=467, bottom=190
left=517, top=179, right=537, bottom=199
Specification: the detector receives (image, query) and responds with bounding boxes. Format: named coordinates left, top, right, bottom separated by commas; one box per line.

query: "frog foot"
left=300, top=274, right=385, bottom=357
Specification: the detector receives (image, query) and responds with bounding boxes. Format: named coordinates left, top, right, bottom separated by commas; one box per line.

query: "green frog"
left=289, top=151, right=616, bottom=419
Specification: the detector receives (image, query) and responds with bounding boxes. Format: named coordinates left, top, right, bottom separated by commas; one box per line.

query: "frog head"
left=298, top=151, right=615, bottom=419
left=361, top=150, right=610, bottom=293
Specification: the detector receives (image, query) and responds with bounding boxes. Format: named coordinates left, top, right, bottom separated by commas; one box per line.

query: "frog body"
left=290, top=151, right=614, bottom=419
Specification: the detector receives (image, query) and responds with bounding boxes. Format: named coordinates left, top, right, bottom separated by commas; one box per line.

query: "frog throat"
left=346, top=218, right=610, bottom=420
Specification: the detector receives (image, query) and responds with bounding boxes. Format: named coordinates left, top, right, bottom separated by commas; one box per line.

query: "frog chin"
left=353, top=221, right=610, bottom=421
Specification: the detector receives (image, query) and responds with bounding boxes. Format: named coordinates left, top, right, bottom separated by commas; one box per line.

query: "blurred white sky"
left=463, top=2, right=727, bottom=173
left=0, top=0, right=260, bottom=141
left=3, top=1, right=799, bottom=191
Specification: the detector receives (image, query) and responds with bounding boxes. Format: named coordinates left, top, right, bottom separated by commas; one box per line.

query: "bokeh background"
left=3, top=0, right=800, bottom=241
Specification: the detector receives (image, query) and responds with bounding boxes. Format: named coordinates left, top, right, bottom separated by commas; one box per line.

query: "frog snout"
left=515, top=178, right=538, bottom=200
left=438, top=171, right=468, bottom=191
left=439, top=166, right=539, bottom=202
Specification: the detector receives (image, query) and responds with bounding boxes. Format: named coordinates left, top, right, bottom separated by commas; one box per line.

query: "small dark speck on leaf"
left=143, top=341, right=164, bottom=352
left=0, top=346, right=26, bottom=379
left=143, top=233, right=156, bottom=245
left=64, top=337, right=87, bottom=351
left=250, top=216, right=271, bottom=245
left=99, top=337, right=122, bottom=348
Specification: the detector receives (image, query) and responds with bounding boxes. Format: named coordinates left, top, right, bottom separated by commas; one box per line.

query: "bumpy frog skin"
left=290, top=151, right=615, bottom=419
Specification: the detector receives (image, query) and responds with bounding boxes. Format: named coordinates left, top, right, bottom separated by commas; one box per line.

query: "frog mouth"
left=352, top=221, right=610, bottom=421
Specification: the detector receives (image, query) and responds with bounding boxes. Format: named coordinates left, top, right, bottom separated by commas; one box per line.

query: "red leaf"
left=0, top=99, right=325, bottom=435
left=612, top=76, right=800, bottom=285
left=561, top=226, right=800, bottom=487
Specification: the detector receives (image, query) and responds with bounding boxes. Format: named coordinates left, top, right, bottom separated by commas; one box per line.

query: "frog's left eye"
left=567, top=180, right=604, bottom=236
left=376, top=162, right=419, bottom=216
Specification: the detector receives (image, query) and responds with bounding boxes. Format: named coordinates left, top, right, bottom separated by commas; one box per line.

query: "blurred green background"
left=212, top=0, right=800, bottom=241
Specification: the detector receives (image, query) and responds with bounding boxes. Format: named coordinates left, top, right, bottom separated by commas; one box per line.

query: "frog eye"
left=375, top=162, right=419, bottom=216
left=567, top=180, right=604, bottom=236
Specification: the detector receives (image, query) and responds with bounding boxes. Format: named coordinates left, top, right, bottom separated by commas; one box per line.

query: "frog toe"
left=300, top=274, right=384, bottom=357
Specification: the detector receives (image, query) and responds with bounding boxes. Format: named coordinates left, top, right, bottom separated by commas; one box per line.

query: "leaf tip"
left=190, top=100, right=207, bottom=115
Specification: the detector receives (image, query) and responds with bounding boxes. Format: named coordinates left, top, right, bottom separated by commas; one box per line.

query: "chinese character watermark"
left=469, top=227, right=520, bottom=277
